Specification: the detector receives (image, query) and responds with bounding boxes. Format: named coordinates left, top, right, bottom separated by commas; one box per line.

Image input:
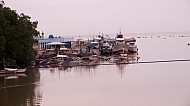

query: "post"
left=3, top=58, right=5, bottom=69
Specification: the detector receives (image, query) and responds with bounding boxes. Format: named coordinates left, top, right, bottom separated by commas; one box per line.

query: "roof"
left=116, top=38, right=124, bottom=40
left=90, top=42, right=98, bottom=44
left=56, top=55, right=68, bottom=58
left=60, top=48, right=69, bottom=50
left=38, top=37, right=74, bottom=43
left=94, top=37, right=101, bottom=40
left=46, top=42, right=65, bottom=45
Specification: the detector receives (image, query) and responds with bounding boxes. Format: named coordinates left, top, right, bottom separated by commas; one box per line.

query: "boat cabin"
left=115, top=34, right=125, bottom=44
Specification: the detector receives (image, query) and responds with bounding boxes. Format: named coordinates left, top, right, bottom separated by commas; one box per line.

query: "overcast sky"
left=5, top=0, right=190, bottom=37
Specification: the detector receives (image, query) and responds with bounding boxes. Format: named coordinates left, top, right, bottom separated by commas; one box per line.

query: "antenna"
left=119, top=28, right=122, bottom=34
left=42, top=31, right=44, bottom=38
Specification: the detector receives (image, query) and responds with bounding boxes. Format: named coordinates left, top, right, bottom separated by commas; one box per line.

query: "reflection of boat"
left=112, top=33, right=128, bottom=54
left=109, top=52, right=138, bottom=64
left=127, top=53, right=138, bottom=62
left=0, top=73, right=27, bottom=79
left=5, top=73, right=27, bottom=80
left=5, top=75, right=19, bottom=79
left=109, top=55, right=127, bottom=64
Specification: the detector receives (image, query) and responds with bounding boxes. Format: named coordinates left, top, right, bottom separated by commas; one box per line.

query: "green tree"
left=0, top=2, right=39, bottom=68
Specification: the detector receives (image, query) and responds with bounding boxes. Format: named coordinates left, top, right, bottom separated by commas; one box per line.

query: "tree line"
left=0, top=1, right=39, bottom=69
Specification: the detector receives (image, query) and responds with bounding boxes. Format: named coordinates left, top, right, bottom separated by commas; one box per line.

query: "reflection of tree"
left=0, top=67, right=42, bottom=106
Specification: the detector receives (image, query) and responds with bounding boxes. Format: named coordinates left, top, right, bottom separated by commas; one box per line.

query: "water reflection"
left=1, top=37, right=190, bottom=106
left=42, top=53, right=139, bottom=80
left=58, top=65, right=98, bottom=75
left=0, top=67, right=41, bottom=106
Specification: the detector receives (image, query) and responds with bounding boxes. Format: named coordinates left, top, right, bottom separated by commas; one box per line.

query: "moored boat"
left=112, top=33, right=128, bottom=54
left=128, top=42, right=138, bottom=53
left=100, top=42, right=112, bottom=55
left=0, top=66, right=27, bottom=74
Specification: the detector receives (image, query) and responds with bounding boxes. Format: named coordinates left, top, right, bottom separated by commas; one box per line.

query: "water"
left=1, top=35, right=190, bottom=106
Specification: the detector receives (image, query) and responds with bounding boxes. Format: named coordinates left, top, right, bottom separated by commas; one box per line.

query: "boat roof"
left=56, top=55, right=68, bottom=58
left=90, top=41, right=98, bottom=44
left=125, top=37, right=136, bottom=42
left=5, top=68, right=17, bottom=71
left=60, top=48, right=69, bottom=50
left=94, top=37, right=101, bottom=40
left=103, top=43, right=110, bottom=46
left=116, top=38, right=124, bottom=40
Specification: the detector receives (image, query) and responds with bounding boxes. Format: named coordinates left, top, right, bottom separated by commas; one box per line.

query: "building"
left=33, top=35, right=74, bottom=50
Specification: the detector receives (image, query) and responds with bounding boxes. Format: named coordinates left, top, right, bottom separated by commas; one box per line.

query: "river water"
left=1, top=34, right=190, bottom=106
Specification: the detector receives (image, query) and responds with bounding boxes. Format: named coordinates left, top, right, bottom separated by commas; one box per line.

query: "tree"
left=0, top=3, right=39, bottom=68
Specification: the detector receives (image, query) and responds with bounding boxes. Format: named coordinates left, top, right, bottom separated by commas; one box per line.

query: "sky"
left=5, top=0, right=190, bottom=37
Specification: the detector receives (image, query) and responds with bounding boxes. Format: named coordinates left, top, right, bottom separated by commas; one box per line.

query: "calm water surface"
left=1, top=35, right=190, bottom=106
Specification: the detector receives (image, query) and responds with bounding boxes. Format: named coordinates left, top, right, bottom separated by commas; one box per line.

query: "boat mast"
left=119, top=28, right=122, bottom=34
left=79, top=33, right=81, bottom=53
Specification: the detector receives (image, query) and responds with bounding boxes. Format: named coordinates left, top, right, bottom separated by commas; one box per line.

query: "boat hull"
left=128, top=47, right=138, bottom=53
left=0, top=68, right=26, bottom=74
left=112, top=44, right=128, bottom=54
left=101, top=48, right=112, bottom=55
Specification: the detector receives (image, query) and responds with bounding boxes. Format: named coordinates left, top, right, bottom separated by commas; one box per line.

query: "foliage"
left=0, top=2, right=39, bottom=68
left=4, top=58, right=16, bottom=66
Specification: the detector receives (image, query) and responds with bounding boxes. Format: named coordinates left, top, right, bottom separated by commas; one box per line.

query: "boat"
left=100, top=42, right=112, bottom=55
left=112, top=33, right=128, bottom=54
left=0, top=58, right=27, bottom=74
left=46, top=55, right=68, bottom=65
left=0, top=66, right=27, bottom=74
left=128, top=42, right=138, bottom=53
left=125, top=37, right=136, bottom=43
left=35, top=58, right=50, bottom=65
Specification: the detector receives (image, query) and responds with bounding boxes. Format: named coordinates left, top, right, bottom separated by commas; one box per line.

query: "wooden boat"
left=0, top=66, right=27, bottom=74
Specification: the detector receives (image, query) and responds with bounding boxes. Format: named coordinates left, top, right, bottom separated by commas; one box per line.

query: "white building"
left=33, top=35, right=74, bottom=50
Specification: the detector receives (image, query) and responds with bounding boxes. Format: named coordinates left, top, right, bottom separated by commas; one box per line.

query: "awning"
left=46, top=42, right=65, bottom=45
left=60, top=48, right=69, bottom=50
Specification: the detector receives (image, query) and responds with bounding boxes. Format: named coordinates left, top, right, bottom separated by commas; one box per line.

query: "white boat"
left=4, top=67, right=17, bottom=71
left=0, top=58, right=27, bottom=74
left=128, top=42, right=138, bottom=53
left=100, top=42, right=112, bottom=55
left=1, top=66, right=27, bottom=74
left=17, top=68, right=27, bottom=73
left=112, top=33, right=128, bottom=54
